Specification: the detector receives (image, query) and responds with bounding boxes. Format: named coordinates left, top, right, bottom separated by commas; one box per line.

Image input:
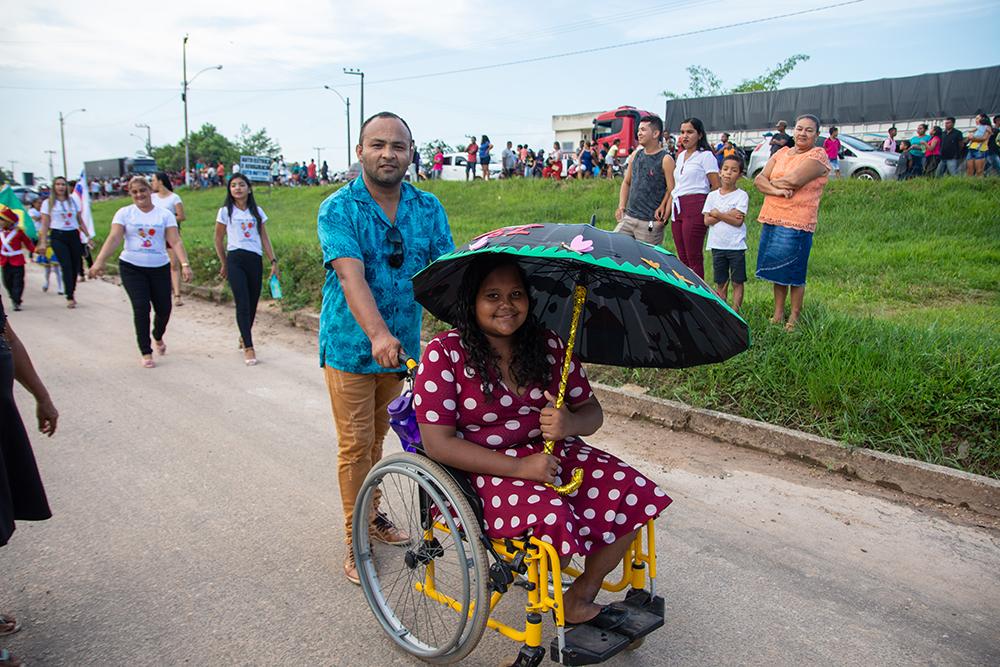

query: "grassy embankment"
left=91, top=178, right=1000, bottom=478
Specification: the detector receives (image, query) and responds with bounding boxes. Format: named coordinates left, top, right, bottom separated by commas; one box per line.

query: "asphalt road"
left=3, top=266, right=999, bottom=666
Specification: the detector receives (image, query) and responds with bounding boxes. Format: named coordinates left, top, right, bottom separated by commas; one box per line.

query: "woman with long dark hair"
left=478, top=135, right=494, bottom=180
left=36, top=177, right=88, bottom=308
left=670, top=117, right=720, bottom=279
left=414, top=256, right=671, bottom=628
left=149, top=172, right=187, bottom=305
left=753, top=114, right=831, bottom=332
left=924, top=126, right=942, bottom=176
left=89, top=177, right=193, bottom=368
left=214, top=173, right=278, bottom=366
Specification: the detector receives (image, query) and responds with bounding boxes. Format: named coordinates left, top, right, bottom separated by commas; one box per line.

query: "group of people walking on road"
left=614, top=113, right=831, bottom=331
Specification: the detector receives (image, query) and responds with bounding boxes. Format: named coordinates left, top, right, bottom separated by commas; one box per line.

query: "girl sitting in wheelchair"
left=414, top=256, right=672, bottom=630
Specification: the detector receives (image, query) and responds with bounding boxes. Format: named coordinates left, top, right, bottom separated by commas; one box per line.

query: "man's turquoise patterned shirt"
left=318, top=177, right=454, bottom=374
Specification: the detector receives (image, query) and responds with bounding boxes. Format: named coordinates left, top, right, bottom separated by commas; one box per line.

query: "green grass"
left=90, top=178, right=1000, bottom=477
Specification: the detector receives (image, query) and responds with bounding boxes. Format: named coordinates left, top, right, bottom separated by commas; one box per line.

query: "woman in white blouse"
left=89, top=177, right=193, bottom=368
left=671, top=117, right=720, bottom=279
left=36, top=177, right=89, bottom=308
left=150, top=172, right=187, bottom=306
left=213, top=173, right=278, bottom=366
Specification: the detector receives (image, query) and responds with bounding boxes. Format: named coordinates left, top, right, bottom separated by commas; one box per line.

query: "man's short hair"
left=639, top=115, right=664, bottom=138
left=358, top=111, right=412, bottom=144
left=720, top=132, right=730, bottom=139
left=613, top=138, right=620, bottom=144
left=946, top=116, right=956, bottom=123
left=888, top=126, right=897, bottom=132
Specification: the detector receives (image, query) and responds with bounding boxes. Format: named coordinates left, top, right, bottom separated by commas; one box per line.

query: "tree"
left=234, top=124, right=281, bottom=159
left=731, top=54, right=811, bottom=93
left=420, top=140, right=456, bottom=168
left=661, top=54, right=810, bottom=99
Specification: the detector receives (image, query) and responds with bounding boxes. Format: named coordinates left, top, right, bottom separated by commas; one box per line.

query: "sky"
left=3, top=0, right=999, bottom=180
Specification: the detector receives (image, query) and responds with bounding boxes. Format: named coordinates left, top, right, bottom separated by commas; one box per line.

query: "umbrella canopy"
left=413, top=222, right=749, bottom=369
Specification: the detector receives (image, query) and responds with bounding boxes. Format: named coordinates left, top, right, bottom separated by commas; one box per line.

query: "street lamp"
left=59, top=108, right=86, bottom=176
left=135, top=123, right=152, bottom=154
left=343, top=68, right=364, bottom=139
left=182, top=34, right=222, bottom=186
left=129, top=132, right=147, bottom=151
left=324, top=85, right=352, bottom=167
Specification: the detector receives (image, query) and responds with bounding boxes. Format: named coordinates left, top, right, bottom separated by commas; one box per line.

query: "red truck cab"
left=592, top=106, right=652, bottom=154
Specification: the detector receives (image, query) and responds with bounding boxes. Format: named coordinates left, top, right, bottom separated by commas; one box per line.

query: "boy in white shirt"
left=703, top=155, right=750, bottom=311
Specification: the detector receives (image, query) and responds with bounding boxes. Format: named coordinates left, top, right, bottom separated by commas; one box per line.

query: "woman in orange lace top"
left=753, top=114, right=831, bottom=331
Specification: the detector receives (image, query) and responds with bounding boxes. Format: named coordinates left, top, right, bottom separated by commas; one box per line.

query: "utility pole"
left=45, top=150, right=57, bottom=182
left=59, top=108, right=86, bottom=177
left=343, top=68, right=364, bottom=141
left=8, top=161, right=18, bottom=183
left=313, top=147, right=325, bottom=164
left=182, top=35, right=222, bottom=187
left=323, top=86, right=352, bottom=166
left=136, top=123, right=152, bottom=154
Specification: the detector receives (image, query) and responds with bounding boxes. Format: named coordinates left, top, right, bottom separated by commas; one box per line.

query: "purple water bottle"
left=388, top=390, right=422, bottom=453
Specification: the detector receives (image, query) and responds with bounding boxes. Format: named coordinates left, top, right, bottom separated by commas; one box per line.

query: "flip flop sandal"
left=561, top=605, right=630, bottom=631
left=0, top=648, right=24, bottom=666
left=0, top=614, right=20, bottom=636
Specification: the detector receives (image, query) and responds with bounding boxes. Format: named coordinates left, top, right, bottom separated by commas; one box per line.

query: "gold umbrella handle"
left=544, top=284, right=587, bottom=495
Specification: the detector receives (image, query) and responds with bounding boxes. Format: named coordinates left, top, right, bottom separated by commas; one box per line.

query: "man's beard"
left=364, top=161, right=406, bottom=187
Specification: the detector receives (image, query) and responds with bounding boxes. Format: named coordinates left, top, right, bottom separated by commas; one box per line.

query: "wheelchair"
left=351, top=415, right=665, bottom=665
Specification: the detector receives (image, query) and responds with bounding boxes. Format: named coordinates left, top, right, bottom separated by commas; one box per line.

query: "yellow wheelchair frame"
left=353, top=451, right=664, bottom=667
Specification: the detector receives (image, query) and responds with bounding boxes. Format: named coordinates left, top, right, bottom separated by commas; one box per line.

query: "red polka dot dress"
left=414, top=329, right=672, bottom=558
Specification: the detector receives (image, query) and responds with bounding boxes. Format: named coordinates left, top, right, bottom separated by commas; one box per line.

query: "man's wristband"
left=181, top=262, right=190, bottom=267
left=270, top=258, right=278, bottom=264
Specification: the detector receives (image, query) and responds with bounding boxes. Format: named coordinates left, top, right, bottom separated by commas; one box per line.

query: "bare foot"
left=769, top=315, right=784, bottom=325
left=784, top=318, right=799, bottom=332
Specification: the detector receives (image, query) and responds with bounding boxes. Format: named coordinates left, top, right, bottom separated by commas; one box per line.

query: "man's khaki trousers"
left=323, top=366, right=403, bottom=543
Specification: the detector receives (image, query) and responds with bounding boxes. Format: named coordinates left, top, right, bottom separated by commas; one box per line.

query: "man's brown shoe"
left=344, top=549, right=360, bottom=585
left=371, top=512, right=411, bottom=546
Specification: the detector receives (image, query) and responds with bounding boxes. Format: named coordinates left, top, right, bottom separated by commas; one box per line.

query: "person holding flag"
left=36, top=177, right=89, bottom=308
left=0, top=206, right=35, bottom=311
left=0, top=185, right=36, bottom=240
left=71, top=171, right=97, bottom=283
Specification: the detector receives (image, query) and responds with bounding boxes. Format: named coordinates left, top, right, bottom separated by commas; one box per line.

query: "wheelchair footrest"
left=548, top=589, right=665, bottom=665
left=550, top=624, right=631, bottom=666
left=616, top=589, right=665, bottom=641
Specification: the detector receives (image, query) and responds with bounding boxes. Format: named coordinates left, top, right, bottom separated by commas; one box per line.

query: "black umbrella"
left=413, top=222, right=749, bottom=370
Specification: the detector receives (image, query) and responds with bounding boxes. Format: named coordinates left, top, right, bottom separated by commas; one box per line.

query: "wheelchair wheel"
left=353, top=453, right=490, bottom=664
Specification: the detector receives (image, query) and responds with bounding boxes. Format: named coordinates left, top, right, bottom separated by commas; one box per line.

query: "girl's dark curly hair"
left=454, top=256, right=551, bottom=400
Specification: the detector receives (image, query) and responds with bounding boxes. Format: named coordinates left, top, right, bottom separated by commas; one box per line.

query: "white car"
left=746, top=133, right=899, bottom=181
left=434, top=152, right=502, bottom=181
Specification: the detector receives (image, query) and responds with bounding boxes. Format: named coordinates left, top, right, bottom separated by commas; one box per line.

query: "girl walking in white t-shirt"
left=150, top=172, right=187, bottom=306
left=89, top=177, right=193, bottom=368
left=213, top=174, right=278, bottom=366
left=36, top=177, right=89, bottom=308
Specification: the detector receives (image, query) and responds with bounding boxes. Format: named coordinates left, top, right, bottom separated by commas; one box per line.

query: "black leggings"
left=119, top=261, right=172, bottom=355
left=48, top=229, right=83, bottom=301
left=1, top=265, right=25, bottom=306
left=226, top=249, right=263, bottom=349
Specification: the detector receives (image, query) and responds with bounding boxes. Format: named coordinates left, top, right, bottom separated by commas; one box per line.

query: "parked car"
left=436, top=152, right=501, bottom=180
left=746, top=133, right=899, bottom=181
left=10, top=185, right=40, bottom=204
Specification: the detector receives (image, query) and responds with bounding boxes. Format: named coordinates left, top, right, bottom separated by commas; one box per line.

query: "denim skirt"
left=755, top=223, right=813, bottom=286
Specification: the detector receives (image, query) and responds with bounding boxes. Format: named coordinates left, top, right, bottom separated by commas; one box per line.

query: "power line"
left=366, top=0, right=865, bottom=86
left=0, top=1, right=863, bottom=94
